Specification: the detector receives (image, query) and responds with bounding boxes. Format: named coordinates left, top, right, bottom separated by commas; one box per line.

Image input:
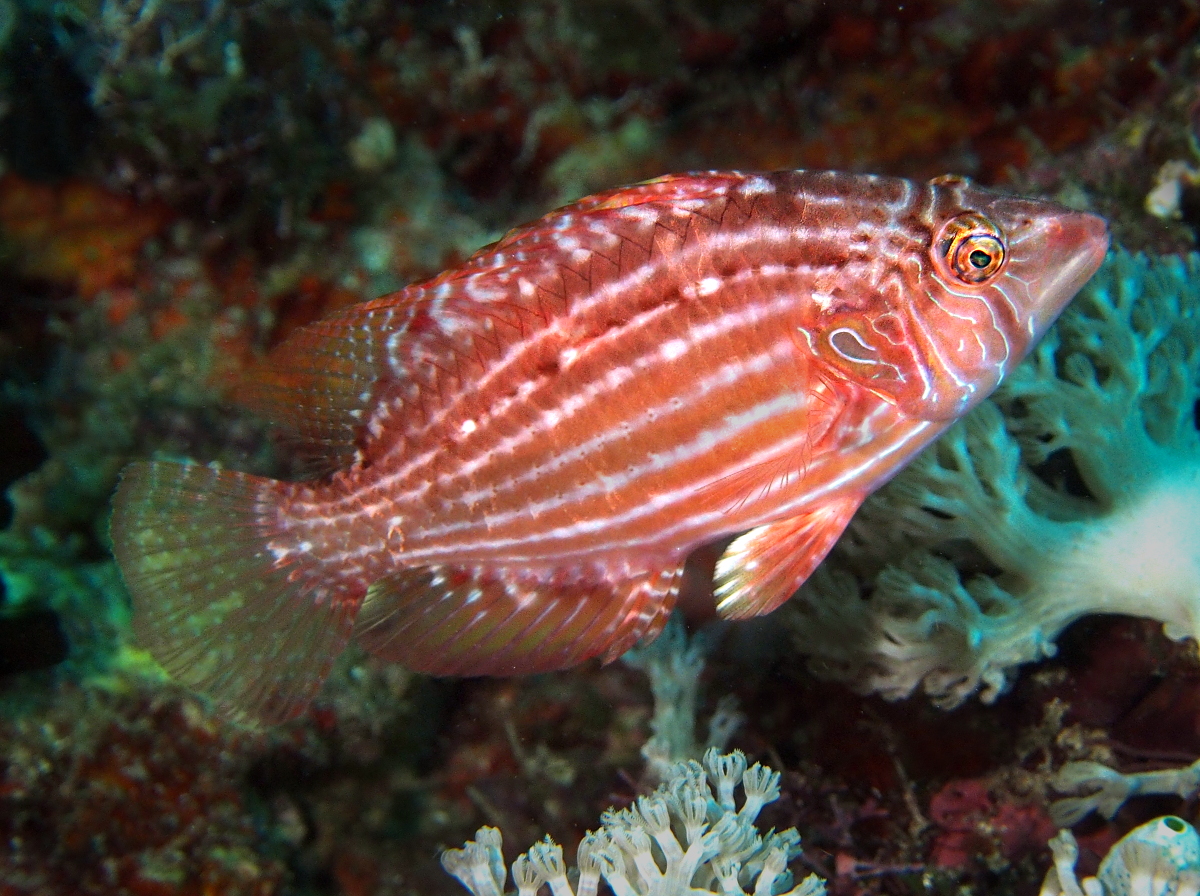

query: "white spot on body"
left=739, top=175, right=774, bottom=195
left=620, top=205, right=661, bottom=225
left=660, top=338, right=688, bottom=361
left=460, top=418, right=477, bottom=435
left=605, top=365, right=633, bottom=389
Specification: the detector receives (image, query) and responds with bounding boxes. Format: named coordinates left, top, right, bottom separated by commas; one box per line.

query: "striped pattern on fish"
left=110, top=169, right=1108, bottom=723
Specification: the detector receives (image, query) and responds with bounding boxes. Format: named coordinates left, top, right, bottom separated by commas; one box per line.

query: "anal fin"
left=714, top=495, right=860, bottom=620
left=353, top=561, right=683, bottom=676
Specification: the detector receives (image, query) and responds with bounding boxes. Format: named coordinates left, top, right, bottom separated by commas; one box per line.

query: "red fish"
left=110, top=170, right=1108, bottom=722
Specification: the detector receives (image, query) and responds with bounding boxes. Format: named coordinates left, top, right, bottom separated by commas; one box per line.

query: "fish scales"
left=296, top=179, right=921, bottom=547
left=110, top=169, right=1108, bottom=722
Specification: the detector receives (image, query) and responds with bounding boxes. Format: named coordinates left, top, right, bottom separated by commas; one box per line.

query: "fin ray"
left=353, top=562, right=682, bottom=675
left=110, top=461, right=361, bottom=723
left=714, top=496, right=860, bottom=620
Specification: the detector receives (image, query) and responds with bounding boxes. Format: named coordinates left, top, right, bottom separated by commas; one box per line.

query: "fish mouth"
left=1022, top=210, right=1110, bottom=338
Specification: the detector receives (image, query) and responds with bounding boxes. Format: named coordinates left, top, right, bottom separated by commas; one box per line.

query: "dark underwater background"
left=3, top=1, right=1200, bottom=893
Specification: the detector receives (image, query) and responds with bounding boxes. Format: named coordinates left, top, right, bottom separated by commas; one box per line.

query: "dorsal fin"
left=485, top=171, right=747, bottom=253
left=238, top=282, right=507, bottom=468
left=238, top=304, right=391, bottom=468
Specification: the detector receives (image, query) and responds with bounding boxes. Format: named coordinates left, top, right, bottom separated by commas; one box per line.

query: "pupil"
left=968, top=248, right=992, bottom=268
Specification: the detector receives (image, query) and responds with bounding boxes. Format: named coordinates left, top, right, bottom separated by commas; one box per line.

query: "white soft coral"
left=787, top=250, right=1200, bottom=708
left=441, top=749, right=825, bottom=896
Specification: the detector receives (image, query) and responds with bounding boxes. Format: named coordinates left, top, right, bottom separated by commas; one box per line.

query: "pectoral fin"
left=714, top=495, right=860, bottom=620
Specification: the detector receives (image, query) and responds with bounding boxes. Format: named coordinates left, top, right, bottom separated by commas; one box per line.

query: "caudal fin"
left=110, top=461, right=359, bottom=724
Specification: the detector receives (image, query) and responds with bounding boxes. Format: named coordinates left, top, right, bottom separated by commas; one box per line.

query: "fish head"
left=811, top=174, right=1109, bottom=422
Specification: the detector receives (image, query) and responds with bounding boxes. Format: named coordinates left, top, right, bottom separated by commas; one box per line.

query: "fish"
left=109, top=169, right=1109, bottom=723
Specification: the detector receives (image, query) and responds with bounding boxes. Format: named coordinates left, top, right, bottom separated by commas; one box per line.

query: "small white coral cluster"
left=787, top=250, right=1200, bottom=708
left=1041, top=815, right=1200, bottom=896
left=441, top=749, right=825, bottom=896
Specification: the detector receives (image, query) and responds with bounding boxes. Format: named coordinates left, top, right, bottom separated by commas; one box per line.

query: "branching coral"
left=622, top=617, right=743, bottom=781
left=442, top=749, right=825, bottom=896
left=1049, top=759, right=1200, bottom=827
left=787, top=250, right=1200, bottom=708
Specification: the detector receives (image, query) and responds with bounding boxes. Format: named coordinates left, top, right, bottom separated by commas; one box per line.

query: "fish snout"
left=1023, top=209, right=1109, bottom=338
left=1045, top=210, right=1110, bottom=275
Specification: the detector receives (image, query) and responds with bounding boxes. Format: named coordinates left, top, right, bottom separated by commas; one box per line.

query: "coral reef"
left=1042, top=815, right=1200, bottom=896
left=3, top=1, right=1200, bottom=895
left=0, top=643, right=434, bottom=896
left=0, top=174, right=171, bottom=298
left=0, top=685, right=285, bottom=895
left=928, top=777, right=1057, bottom=872
left=442, top=749, right=825, bottom=896
left=1052, top=758, right=1200, bottom=828
left=787, top=249, right=1200, bottom=708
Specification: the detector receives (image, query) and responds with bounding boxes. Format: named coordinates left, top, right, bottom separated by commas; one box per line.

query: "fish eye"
left=936, top=213, right=1007, bottom=285
left=1164, top=816, right=1187, bottom=833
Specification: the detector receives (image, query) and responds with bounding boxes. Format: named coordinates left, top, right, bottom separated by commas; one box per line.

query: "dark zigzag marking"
left=589, top=240, right=621, bottom=271
left=559, top=256, right=594, bottom=295
left=354, top=197, right=776, bottom=499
